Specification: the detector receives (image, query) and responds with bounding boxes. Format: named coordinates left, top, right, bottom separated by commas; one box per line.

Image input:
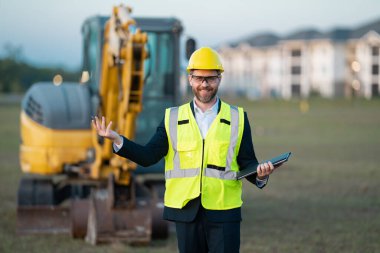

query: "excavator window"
left=144, top=32, right=175, bottom=98
left=82, top=19, right=102, bottom=96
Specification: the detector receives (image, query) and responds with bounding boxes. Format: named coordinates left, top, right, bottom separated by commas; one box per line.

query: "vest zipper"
left=200, top=139, right=205, bottom=193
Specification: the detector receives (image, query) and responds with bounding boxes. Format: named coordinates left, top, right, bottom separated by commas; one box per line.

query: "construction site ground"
left=1, top=96, right=379, bottom=253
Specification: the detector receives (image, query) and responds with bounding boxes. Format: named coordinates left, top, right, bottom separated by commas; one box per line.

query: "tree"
left=0, top=44, right=80, bottom=93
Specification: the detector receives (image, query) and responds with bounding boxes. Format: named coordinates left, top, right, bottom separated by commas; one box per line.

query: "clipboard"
left=236, top=152, right=292, bottom=180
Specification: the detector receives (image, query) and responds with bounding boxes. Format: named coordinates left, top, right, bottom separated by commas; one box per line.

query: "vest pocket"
left=207, top=140, right=229, bottom=168
left=177, top=141, right=200, bottom=169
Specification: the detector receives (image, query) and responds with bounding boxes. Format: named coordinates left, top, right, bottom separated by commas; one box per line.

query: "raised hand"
left=92, top=116, right=122, bottom=145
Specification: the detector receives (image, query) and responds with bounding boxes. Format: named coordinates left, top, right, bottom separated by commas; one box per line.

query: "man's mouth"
left=198, top=88, right=212, bottom=92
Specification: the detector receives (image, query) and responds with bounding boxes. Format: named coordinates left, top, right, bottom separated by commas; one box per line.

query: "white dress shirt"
left=193, top=97, right=219, bottom=139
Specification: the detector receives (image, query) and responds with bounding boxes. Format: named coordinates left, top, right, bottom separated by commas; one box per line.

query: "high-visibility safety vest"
left=164, top=100, right=245, bottom=210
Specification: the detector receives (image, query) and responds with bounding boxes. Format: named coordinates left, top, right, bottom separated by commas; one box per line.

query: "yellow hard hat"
left=186, top=47, right=224, bottom=73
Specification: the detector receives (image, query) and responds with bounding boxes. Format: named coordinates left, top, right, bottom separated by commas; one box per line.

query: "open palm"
left=92, top=116, right=121, bottom=144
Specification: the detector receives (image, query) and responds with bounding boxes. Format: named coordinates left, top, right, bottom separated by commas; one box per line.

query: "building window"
left=372, top=64, right=379, bottom=75
left=291, top=66, right=301, bottom=75
left=291, top=49, right=301, bottom=57
left=372, top=83, right=379, bottom=97
left=291, top=84, right=301, bottom=97
left=372, top=46, right=379, bottom=56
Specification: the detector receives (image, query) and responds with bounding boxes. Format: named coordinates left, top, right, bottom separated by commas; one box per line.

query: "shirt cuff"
left=113, top=138, right=124, bottom=152
left=256, top=176, right=268, bottom=188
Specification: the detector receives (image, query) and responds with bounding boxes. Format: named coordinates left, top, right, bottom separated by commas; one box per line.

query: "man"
left=93, top=47, right=279, bottom=253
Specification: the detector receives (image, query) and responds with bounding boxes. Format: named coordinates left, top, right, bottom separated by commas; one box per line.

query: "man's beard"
left=192, top=86, right=218, bottom=103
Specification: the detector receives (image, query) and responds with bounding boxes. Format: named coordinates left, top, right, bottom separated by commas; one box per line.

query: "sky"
left=0, top=0, right=380, bottom=70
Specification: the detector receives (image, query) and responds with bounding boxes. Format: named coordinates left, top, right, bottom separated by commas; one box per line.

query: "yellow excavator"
left=17, top=4, right=195, bottom=244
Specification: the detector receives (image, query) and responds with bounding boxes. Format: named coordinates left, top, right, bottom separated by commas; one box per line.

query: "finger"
left=101, top=116, right=106, bottom=130
left=265, top=163, right=273, bottom=175
left=91, top=119, right=96, bottom=129
left=265, top=167, right=271, bottom=175
left=257, top=165, right=263, bottom=176
left=106, top=121, right=113, bottom=134
left=262, top=163, right=270, bottom=175
left=95, top=116, right=101, bottom=130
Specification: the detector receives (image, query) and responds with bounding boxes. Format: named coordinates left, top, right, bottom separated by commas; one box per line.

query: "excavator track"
left=17, top=177, right=71, bottom=234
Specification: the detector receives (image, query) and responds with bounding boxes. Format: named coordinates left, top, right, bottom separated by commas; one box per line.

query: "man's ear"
left=188, top=75, right=192, bottom=86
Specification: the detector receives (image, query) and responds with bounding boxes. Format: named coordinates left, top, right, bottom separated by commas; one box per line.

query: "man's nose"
left=201, top=78, right=209, bottom=86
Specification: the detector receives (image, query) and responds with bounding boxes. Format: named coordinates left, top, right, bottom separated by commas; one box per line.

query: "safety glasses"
left=190, top=75, right=221, bottom=85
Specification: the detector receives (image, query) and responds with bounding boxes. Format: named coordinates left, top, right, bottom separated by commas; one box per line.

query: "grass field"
left=0, top=98, right=379, bottom=253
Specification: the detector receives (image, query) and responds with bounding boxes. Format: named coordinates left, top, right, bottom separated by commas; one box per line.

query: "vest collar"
left=190, top=97, right=222, bottom=116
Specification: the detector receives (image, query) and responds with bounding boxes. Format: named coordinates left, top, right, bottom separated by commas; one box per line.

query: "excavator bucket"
left=17, top=206, right=71, bottom=234
left=84, top=185, right=151, bottom=245
left=70, top=199, right=90, bottom=238
left=84, top=176, right=157, bottom=245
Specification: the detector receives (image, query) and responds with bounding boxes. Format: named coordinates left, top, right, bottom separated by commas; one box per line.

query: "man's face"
left=188, top=69, right=221, bottom=104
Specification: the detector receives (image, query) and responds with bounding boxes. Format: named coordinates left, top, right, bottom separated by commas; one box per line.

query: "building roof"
left=227, top=32, right=279, bottom=48
left=351, top=18, right=380, bottom=38
left=325, top=28, right=352, bottom=41
left=245, top=33, right=280, bottom=47
left=221, top=17, right=380, bottom=48
left=284, top=29, right=324, bottom=40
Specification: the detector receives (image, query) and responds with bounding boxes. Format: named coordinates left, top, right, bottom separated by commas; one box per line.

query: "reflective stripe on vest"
left=165, top=106, right=200, bottom=179
left=204, top=105, right=239, bottom=180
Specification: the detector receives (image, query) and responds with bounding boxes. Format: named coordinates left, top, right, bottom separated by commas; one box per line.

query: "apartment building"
left=218, top=18, right=380, bottom=99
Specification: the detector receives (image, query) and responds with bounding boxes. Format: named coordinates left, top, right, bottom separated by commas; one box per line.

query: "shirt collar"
left=193, top=96, right=219, bottom=114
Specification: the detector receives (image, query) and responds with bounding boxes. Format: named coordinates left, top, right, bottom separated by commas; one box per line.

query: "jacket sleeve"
left=237, top=112, right=268, bottom=188
left=113, top=117, right=168, bottom=167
